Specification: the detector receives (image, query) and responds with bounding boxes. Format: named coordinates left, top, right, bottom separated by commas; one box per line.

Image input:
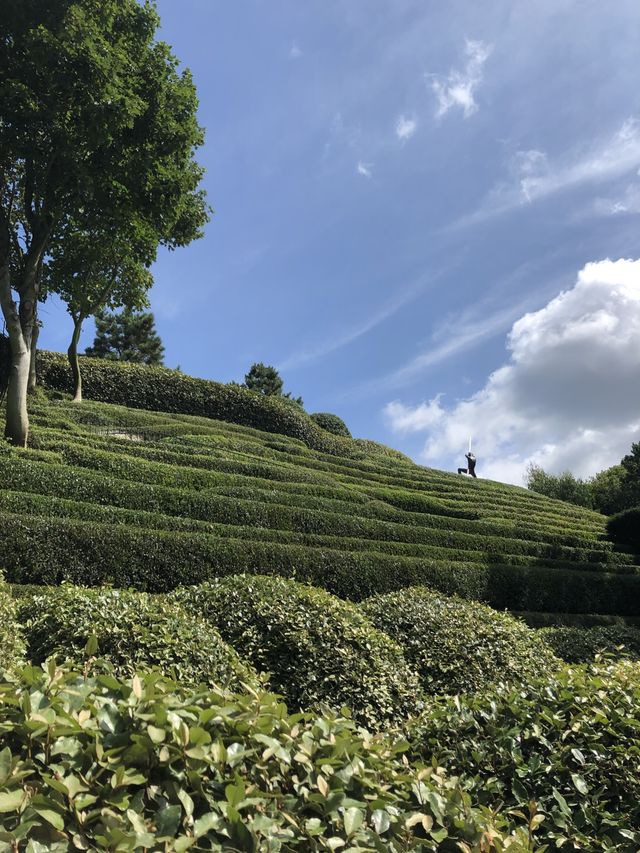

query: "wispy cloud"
left=455, top=118, right=640, bottom=228
left=289, top=43, right=302, bottom=60
left=429, top=39, right=492, bottom=119
left=395, top=114, right=417, bottom=141
left=356, top=160, right=373, bottom=178
left=277, top=271, right=444, bottom=372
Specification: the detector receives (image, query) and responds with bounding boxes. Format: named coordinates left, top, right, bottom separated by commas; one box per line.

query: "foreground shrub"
left=361, top=587, right=559, bottom=696
left=17, top=586, right=253, bottom=690
left=310, top=411, right=352, bottom=437
left=171, top=575, right=421, bottom=729
left=0, top=572, right=24, bottom=674
left=0, top=664, right=534, bottom=851
left=540, top=624, right=640, bottom=662
left=409, top=659, right=640, bottom=851
left=607, top=506, right=640, bottom=548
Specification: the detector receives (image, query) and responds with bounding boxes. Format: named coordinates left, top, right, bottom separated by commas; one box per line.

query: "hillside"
left=1, top=353, right=638, bottom=624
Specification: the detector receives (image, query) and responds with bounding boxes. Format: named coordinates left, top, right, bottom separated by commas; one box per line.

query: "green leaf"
left=0, top=790, right=25, bottom=813
left=343, top=807, right=363, bottom=836
left=571, top=774, right=589, bottom=795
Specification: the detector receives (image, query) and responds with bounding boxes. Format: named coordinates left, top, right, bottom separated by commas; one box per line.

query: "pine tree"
left=85, top=309, right=165, bottom=366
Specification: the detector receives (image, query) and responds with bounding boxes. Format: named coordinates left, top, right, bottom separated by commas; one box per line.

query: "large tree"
left=85, top=307, right=165, bottom=366
left=0, top=0, right=209, bottom=445
left=243, top=362, right=304, bottom=408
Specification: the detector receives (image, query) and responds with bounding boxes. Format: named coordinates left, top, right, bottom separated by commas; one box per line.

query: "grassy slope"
left=1, top=378, right=639, bottom=622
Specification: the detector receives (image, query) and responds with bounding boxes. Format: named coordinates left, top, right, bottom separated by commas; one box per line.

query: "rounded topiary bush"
left=171, top=575, right=421, bottom=729
left=540, top=624, right=640, bottom=663
left=409, top=660, right=640, bottom=850
left=17, top=585, right=254, bottom=689
left=310, top=411, right=352, bottom=437
left=361, top=586, right=559, bottom=696
left=0, top=573, right=25, bottom=673
left=607, top=506, right=640, bottom=548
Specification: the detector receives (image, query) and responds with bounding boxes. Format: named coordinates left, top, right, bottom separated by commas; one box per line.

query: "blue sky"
left=40, top=1, right=640, bottom=483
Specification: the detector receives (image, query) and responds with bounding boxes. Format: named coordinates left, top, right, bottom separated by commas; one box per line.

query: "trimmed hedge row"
left=16, top=586, right=253, bottom=689
left=2, top=511, right=640, bottom=614
left=0, top=452, right=628, bottom=571
left=37, top=351, right=358, bottom=458
left=310, top=411, right=352, bottom=437
left=539, top=624, right=640, bottom=663
left=0, top=573, right=24, bottom=673
left=361, top=587, right=559, bottom=696
left=171, top=576, right=421, bottom=729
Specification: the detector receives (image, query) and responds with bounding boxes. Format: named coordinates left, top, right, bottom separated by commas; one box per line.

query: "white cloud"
left=456, top=119, right=640, bottom=227
left=396, top=114, right=417, bottom=141
left=430, top=39, right=492, bottom=119
left=289, top=43, right=302, bottom=59
left=590, top=182, right=640, bottom=217
left=356, top=160, right=373, bottom=178
left=384, top=259, right=640, bottom=484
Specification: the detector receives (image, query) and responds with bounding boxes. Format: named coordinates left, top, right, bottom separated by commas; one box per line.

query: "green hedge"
left=0, top=664, right=532, bottom=851
left=17, top=585, right=253, bottom=689
left=607, top=506, right=640, bottom=549
left=171, top=576, right=421, bottom=729
left=310, top=411, right=352, bottom=437
left=0, top=573, right=24, bottom=674
left=361, top=587, right=559, bottom=696
left=539, top=624, right=640, bottom=663
left=408, top=659, right=640, bottom=850
left=37, top=351, right=355, bottom=457
left=2, top=511, right=640, bottom=614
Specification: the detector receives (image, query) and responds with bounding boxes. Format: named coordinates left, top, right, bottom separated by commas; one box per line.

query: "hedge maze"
left=1, top=354, right=637, bottom=625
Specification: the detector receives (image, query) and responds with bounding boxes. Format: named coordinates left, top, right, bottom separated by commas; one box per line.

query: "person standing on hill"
left=458, top=452, right=477, bottom=478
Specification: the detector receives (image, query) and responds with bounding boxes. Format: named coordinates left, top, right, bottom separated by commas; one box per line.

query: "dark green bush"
left=0, top=572, right=24, bottom=673
left=37, top=351, right=354, bottom=457
left=310, top=411, right=352, bottom=437
left=362, top=587, right=559, bottom=696
left=540, top=624, right=640, bottom=662
left=607, top=506, right=640, bottom=548
left=171, top=575, right=421, bottom=729
left=16, top=586, right=253, bottom=689
left=409, top=659, right=640, bottom=851
left=0, top=664, right=532, bottom=851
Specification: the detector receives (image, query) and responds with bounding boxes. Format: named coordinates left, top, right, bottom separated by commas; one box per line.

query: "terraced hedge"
left=2, top=390, right=638, bottom=621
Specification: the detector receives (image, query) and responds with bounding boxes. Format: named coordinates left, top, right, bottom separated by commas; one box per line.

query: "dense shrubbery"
left=0, top=664, right=535, bottom=851
left=16, top=586, right=252, bottom=689
left=607, top=506, right=640, bottom=548
left=408, top=659, right=640, bottom=851
left=310, top=411, right=352, bottom=437
left=0, top=573, right=24, bottom=673
left=540, top=624, right=640, bottom=662
left=361, top=587, right=559, bottom=696
left=171, top=575, right=421, bottom=729
left=37, top=351, right=353, bottom=456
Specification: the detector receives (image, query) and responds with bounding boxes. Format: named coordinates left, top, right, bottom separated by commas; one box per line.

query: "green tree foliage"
left=526, top=464, right=593, bottom=508
left=620, top=441, right=640, bottom=507
left=590, top=464, right=628, bottom=515
left=0, top=0, right=208, bottom=446
left=243, top=362, right=303, bottom=408
left=85, top=308, right=165, bottom=366
left=607, top=506, right=640, bottom=549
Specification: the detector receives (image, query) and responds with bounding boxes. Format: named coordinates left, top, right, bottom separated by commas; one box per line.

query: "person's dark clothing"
left=458, top=453, right=477, bottom=478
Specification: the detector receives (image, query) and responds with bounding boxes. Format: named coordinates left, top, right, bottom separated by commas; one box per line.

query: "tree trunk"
left=28, top=317, right=39, bottom=393
left=4, top=345, right=30, bottom=446
left=68, top=315, right=85, bottom=403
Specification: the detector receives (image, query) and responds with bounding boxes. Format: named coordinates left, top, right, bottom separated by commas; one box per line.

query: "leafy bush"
left=607, top=506, right=640, bottom=548
left=408, top=659, right=640, bottom=851
left=0, top=572, right=24, bottom=673
left=540, top=624, right=640, bottom=662
left=37, top=350, right=349, bottom=456
left=0, top=664, right=534, bottom=851
left=171, top=575, right=422, bottom=729
left=310, top=411, right=352, bottom=437
left=361, top=587, right=559, bottom=696
left=16, top=586, right=253, bottom=689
